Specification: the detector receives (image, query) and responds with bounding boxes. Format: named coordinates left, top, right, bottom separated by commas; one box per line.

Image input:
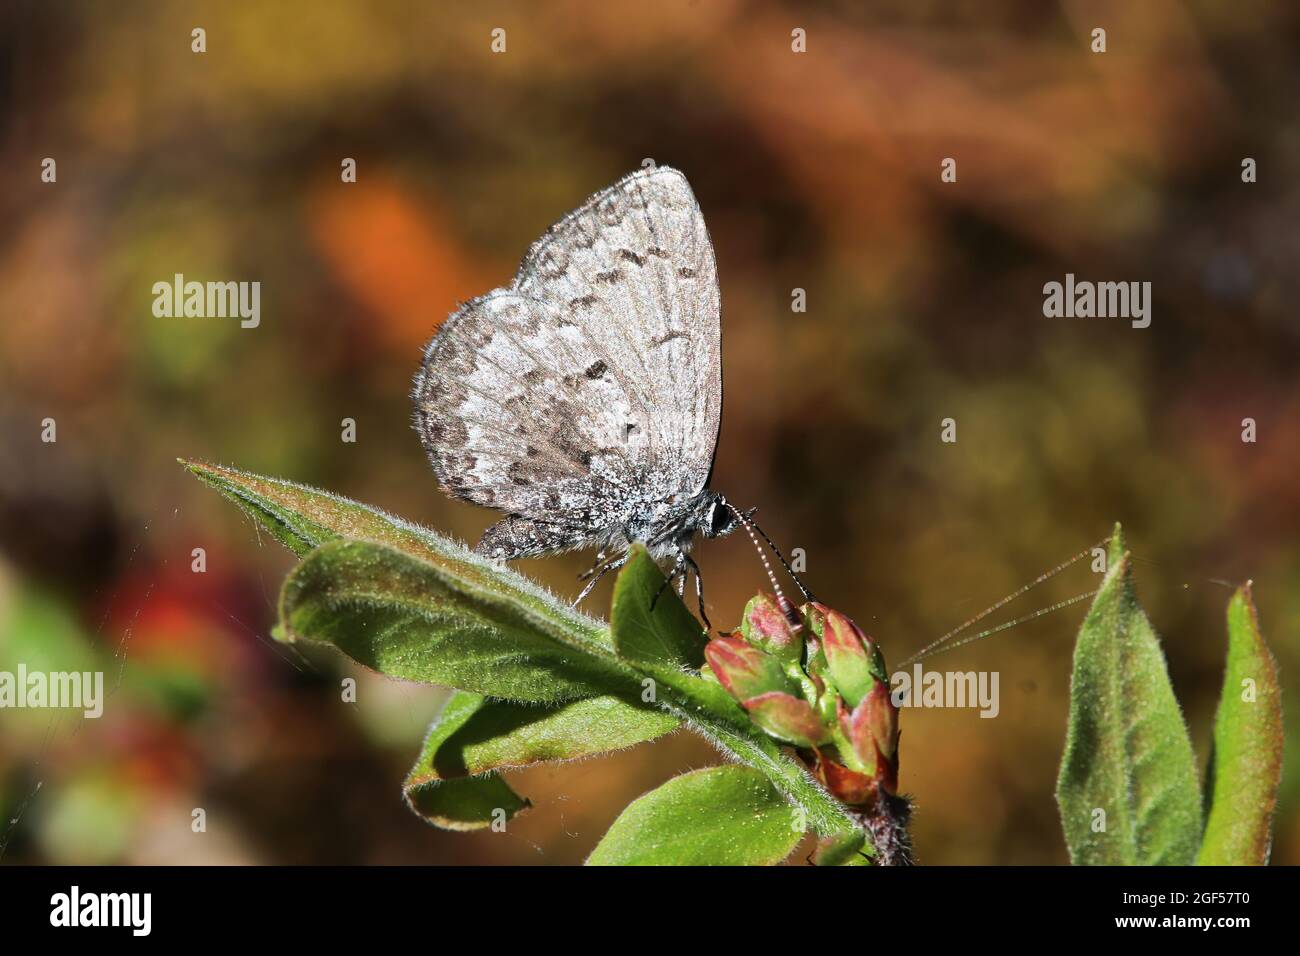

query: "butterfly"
left=412, top=167, right=809, bottom=629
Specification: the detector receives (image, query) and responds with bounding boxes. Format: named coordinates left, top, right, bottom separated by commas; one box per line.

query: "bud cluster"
left=704, top=595, right=900, bottom=806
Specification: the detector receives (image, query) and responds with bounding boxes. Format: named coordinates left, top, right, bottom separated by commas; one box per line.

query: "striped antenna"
left=903, top=589, right=1099, bottom=664
left=898, top=539, right=1107, bottom=667
left=747, top=515, right=816, bottom=603
left=727, top=502, right=803, bottom=629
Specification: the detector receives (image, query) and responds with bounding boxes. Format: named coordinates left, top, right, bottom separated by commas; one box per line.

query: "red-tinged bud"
left=704, top=635, right=793, bottom=702
left=840, top=683, right=900, bottom=796
left=801, top=603, right=829, bottom=642
left=813, top=751, right=876, bottom=805
left=836, top=697, right=874, bottom=774
left=723, top=594, right=906, bottom=840
left=801, top=604, right=829, bottom=685
left=864, top=681, right=899, bottom=760
left=740, top=592, right=802, bottom=662
left=821, top=609, right=881, bottom=708
left=742, top=691, right=829, bottom=748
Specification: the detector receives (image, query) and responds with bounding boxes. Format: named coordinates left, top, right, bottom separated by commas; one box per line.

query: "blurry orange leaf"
left=310, top=177, right=499, bottom=348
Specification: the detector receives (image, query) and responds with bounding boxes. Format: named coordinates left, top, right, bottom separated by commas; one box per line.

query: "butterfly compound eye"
left=708, top=499, right=733, bottom=536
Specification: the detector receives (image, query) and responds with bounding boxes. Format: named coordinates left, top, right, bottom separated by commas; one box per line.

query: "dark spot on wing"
left=549, top=421, right=595, bottom=475
left=507, top=462, right=532, bottom=486
left=445, top=481, right=476, bottom=501
left=618, top=249, right=644, bottom=267
left=569, top=294, right=598, bottom=310
left=585, top=360, right=607, bottom=380
left=426, top=417, right=468, bottom=447
left=597, top=194, right=627, bottom=227
left=595, top=269, right=622, bottom=284
left=536, top=245, right=569, bottom=279
left=567, top=216, right=599, bottom=249
left=545, top=491, right=560, bottom=509
left=438, top=334, right=478, bottom=376
left=677, top=267, right=696, bottom=279
left=416, top=392, right=442, bottom=417
left=651, top=330, right=688, bottom=348
left=525, top=445, right=539, bottom=458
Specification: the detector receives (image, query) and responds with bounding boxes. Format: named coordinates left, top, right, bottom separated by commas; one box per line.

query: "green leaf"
left=812, top=828, right=870, bottom=866
left=609, top=542, right=707, bottom=668
left=182, top=459, right=613, bottom=653
left=1055, top=524, right=1202, bottom=865
left=279, top=538, right=638, bottom=703
left=184, top=459, right=444, bottom=560
left=406, top=691, right=679, bottom=830
left=1197, top=584, right=1283, bottom=865
left=586, top=766, right=803, bottom=865
left=407, top=770, right=526, bottom=831
left=610, top=548, right=863, bottom=849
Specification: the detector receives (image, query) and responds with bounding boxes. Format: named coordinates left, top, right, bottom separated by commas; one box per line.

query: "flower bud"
left=719, top=595, right=902, bottom=805
left=864, top=681, right=899, bottom=761
left=743, top=691, right=829, bottom=748
left=813, top=752, right=875, bottom=805
left=801, top=602, right=828, bottom=643
left=821, top=608, right=882, bottom=708
left=740, top=592, right=802, bottom=662
left=704, top=635, right=793, bottom=701
left=840, top=682, right=899, bottom=795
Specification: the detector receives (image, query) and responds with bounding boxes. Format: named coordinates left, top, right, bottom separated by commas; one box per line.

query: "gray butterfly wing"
left=413, top=290, right=644, bottom=546
left=513, top=166, right=722, bottom=493
left=412, top=167, right=722, bottom=556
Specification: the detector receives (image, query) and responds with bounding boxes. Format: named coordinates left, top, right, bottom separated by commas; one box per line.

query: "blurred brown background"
left=1, top=0, right=1297, bottom=865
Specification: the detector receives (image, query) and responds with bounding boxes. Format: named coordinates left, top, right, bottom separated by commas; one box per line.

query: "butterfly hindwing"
left=413, top=291, right=638, bottom=518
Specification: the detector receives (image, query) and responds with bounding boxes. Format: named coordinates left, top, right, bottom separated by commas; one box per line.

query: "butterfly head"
left=700, top=492, right=742, bottom=539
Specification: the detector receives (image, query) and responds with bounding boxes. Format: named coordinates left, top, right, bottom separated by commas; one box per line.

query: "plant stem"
left=857, top=791, right=914, bottom=866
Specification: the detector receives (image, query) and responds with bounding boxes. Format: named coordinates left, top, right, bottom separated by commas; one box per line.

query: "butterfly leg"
left=649, top=551, right=687, bottom=612
left=573, top=553, right=629, bottom=607
left=577, top=549, right=610, bottom=582
left=682, top=552, right=712, bottom=633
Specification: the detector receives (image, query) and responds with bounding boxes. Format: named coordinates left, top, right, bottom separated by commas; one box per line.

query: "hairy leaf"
left=609, top=543, right=707, bottom=669
left=1197, top=584, right=1283, bottom=865
left=405, top=691, right=527, bottom=832
left=406, top=691, right=678, bottom=830
left=1055, top=525, right=1202, bottom=865
left=587, top=765, right=802, bottom=865
left=182, top=459, right=612, bottom=653
left=279, top=538, right=637, bottom=703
